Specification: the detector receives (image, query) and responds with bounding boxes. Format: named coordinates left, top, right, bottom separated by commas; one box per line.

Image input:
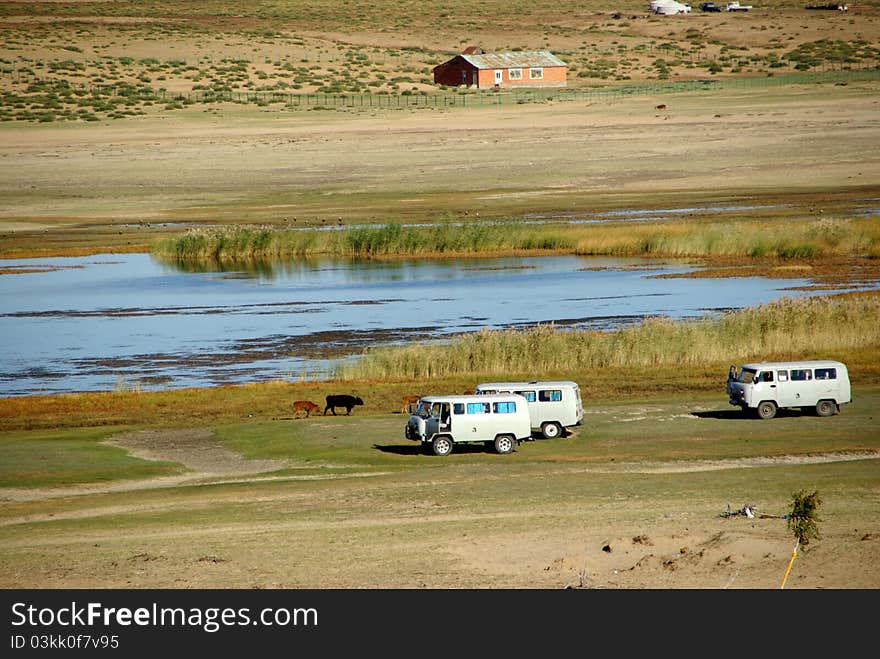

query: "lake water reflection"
left=0, top=252, right=841, bottom=397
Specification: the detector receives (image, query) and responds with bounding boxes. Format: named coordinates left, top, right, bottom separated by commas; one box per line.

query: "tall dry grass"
left=332, top=292, right=880, bottom=380
left=152, top=217, right=880, bottom=263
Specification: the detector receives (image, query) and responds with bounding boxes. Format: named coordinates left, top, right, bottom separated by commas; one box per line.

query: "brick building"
left=433, top=50, right=567, bottom=89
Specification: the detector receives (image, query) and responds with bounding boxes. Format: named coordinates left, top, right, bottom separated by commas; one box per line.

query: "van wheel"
left=494, top=434, right=515, bottom=455
left=541, top=422, right=563, bottom=439
left=432, top=436, right=453, bottom=456
left=816, top=400, right=836, bottom=417
left=756, top=401, right=777, bottom=419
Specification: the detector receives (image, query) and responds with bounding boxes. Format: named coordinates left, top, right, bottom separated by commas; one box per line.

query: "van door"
left=462, top=400, right=491, bottom=441
left=784, top=367, right=813, bottom=406
left=751, top=370, right=778, bottom=406
left=425, top=402, right=443, bottom=439
left=814, top=366, right=841, bottom=402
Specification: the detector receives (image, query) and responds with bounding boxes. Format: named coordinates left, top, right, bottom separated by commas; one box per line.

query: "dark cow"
left=324, top=394, right=364, bottom=416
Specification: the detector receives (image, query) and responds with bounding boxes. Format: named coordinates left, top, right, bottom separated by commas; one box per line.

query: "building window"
left=509, top=68, right=522, bottom=80
left=529, top=67, right=544, bottom=80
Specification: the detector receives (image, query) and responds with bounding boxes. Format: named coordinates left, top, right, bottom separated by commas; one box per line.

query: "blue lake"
left=0, top=252, right=857, bottom=397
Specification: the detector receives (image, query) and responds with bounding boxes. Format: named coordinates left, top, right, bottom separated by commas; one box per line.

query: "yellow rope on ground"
left=780, top=540, right=799, bottom=589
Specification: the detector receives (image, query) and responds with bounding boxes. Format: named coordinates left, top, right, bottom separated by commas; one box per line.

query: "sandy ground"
left=2, top=81, right=879, bottom=253
left=1, top=428, right=877, bottom=590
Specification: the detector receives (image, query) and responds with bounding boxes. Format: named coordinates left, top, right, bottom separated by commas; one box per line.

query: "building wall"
left=480, top=66, right=567, bottom=88
left=433, top=58, right=478, bottom=87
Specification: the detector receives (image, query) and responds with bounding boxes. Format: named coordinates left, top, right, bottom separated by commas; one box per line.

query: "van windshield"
left=415, top=401, right=434, bottom=418
left=736, top=368, right=757, bottom=384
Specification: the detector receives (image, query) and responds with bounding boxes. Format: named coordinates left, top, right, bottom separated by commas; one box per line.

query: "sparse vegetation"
left=780, top=489, right=823, bottom=588
left=1, top=2, right=877, bottom=121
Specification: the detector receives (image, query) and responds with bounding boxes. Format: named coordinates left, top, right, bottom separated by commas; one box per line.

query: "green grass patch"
left=0, top=427, right=183, bottom=488
left=151, top=216, right=880, bottom=264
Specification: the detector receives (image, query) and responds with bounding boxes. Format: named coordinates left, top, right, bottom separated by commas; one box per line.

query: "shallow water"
left=0, top=252, right=859, bottom=397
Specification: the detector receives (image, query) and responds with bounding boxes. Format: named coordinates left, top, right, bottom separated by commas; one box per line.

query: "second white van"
left=474, top=381, right=583, bottom=438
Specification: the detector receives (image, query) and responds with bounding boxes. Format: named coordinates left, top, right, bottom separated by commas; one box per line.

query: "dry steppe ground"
left=1, top=3, right=878, bottom=121
left=1, top=391, right=878, bottom=590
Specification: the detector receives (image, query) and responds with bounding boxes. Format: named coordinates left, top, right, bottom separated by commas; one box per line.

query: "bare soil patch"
left=104, top=428, right=287, bottom=475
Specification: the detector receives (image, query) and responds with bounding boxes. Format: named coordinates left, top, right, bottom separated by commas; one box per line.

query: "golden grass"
left=332, top=292, right=880, bottom=380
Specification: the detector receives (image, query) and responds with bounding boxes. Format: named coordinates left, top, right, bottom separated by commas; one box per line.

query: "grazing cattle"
left=324, top=394, right=364, bottom=416
left=401, top=395, right=421, bottom=413
left=656, top=103, right=667, bottom=110
left=292, top=400, right=321, bottom=418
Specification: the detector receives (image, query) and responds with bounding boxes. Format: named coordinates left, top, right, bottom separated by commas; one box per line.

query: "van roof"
left=420, top=393, right=528, bottom=402
left=476, top=381, right=579, bottom=388
left=741, top=360, right=847, bottom=370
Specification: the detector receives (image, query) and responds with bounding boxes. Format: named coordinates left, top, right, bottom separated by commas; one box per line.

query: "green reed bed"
left=152, top=221, right=572, bottom=262
left=332, top=293, right=880, bottom=380
left=153, top=217, right=880, bottom=262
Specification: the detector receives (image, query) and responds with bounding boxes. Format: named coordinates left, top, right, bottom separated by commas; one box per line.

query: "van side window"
left=539, top=389, right=562, bottom=402
left=453, top=403, right=465, bottom=415
left=466, top=402, right=490, bottom=414
left=493, top=401, right=517, bottom=414
left=815, top=368, right=836, bottom=380
left=777, top=370, right=788, bottom=382
left=759, top=371, right=774, bottom=383
left=515, top=390, right=536, bottom=402
left=791, top=369, right=812, bottom=381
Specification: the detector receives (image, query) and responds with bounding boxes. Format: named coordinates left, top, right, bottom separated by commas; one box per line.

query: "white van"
left=727, top=360, right=851, bottom=419
left=474, top=381, right=583, bottom=439
left=405, top=394, right=533, bottom=456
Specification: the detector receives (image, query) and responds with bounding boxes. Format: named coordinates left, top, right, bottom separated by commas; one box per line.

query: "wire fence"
left=150, top=65, right=880, bottom=109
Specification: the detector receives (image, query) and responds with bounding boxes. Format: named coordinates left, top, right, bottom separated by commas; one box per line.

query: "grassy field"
left=1, top=386, right=877, bottom=589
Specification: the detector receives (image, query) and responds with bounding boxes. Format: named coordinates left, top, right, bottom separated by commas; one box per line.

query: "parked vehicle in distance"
left=474, top=381, right=583, bottom=439
left=725, top=1, right=752, bottom=10
left=405, top=394, right=533, bottom=455
left=727, top=360, right=851, bottom=419
left=700, top=2, right=722, bottom=10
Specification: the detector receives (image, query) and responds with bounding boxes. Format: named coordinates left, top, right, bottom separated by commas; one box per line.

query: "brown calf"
left=292, top=400, right=322, bottom=418
left=401, top=395, right=421, bottom=413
